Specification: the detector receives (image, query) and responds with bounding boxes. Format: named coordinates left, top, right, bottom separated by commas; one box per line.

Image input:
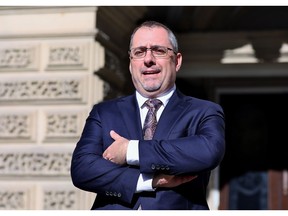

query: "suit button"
left=151, top=164, right=156, bottom=170
left=109, top=192, right=113, bottom=196
left=117, top=193, right=121, bottom=197
left=113, top=192, right=118, bottom=197
left=105, top=191, right=109, bottom=196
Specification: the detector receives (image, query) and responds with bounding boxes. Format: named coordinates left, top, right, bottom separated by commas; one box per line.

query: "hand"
left=152, top=173, right=197, bottom=188
left=103, top=130, right=129, bottom=165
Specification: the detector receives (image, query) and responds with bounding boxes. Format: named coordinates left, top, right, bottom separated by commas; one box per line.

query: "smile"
left=142, top=69, right=160, bottom=75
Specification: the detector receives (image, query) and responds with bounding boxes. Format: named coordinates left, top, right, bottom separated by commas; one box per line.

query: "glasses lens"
left=132, top=47, right=146, bottom=58
left=130, top=46, right=172, bottom=59
left=152, top=46, right=167, bottom=57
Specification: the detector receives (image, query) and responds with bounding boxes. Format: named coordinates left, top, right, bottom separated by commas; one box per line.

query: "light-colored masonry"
left=0, top=7, right=104, bottom=210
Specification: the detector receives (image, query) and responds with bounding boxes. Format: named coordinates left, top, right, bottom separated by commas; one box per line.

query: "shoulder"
left=92, top=94, right=135, bottom=109
left=175, top=89, right=223, bottom=110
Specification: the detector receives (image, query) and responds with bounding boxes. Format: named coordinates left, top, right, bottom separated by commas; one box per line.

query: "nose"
left=144, top=49, right=156, bottom=64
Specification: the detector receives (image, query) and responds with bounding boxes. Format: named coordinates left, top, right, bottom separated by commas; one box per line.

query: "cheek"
left=129, top=62, right=140, bottom=74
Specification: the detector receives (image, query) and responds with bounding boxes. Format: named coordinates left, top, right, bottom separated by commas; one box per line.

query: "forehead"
left=132, top=27, right=171, bottom=47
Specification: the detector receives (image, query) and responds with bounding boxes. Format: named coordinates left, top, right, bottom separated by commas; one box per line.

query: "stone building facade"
left=0, top=6, right=103, bottom=210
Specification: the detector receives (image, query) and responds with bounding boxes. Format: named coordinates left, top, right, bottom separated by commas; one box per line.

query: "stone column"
left=0, top=6, right=103, bottom=210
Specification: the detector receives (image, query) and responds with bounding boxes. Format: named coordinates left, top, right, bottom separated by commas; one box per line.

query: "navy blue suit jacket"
left=70, top=89, right=225, bottom=210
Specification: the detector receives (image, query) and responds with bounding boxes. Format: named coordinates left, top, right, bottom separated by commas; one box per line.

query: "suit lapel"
left=116, top=90, right=188, bottom=140
left=154, top=90, right=188, bottom=139
left=117, top=94, right=143, bottom=140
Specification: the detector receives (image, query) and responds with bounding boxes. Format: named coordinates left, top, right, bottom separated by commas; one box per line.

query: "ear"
left=175, top=53, right=182, bottom=72
left=129, top=62, right=132, bottom=74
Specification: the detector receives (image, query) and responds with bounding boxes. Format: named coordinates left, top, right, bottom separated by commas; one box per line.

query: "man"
left=70, top=20, right=225, bottom=210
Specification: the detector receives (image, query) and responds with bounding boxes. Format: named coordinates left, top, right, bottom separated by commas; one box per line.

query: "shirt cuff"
left=126, top=140, right=139, bottom=166
left=136, top=173, right=155, bottom=192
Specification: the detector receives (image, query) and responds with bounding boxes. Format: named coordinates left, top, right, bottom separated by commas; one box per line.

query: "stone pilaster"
left=0, top=6, right=103, bottom=210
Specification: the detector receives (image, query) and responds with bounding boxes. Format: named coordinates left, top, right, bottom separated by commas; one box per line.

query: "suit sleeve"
left=138, top=102, right=225, bottom=176
left=70, top=105, right=140, bottom=204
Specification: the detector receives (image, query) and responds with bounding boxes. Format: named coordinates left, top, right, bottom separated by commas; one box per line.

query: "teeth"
left=144, top=71, right=157, bottom=74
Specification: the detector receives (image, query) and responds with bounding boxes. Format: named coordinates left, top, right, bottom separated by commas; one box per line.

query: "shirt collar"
left=136, top=85, right=176, bottom=108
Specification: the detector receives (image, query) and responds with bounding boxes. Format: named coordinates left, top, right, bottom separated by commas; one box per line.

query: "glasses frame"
left=128, top=45, right=177, bottom=59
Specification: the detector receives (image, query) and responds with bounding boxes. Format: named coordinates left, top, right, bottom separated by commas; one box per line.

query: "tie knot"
left=144, top=99, right=162, bottom=111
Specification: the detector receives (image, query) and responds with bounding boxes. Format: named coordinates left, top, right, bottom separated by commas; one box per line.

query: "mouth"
left=142, top=69, right=161, bottom=75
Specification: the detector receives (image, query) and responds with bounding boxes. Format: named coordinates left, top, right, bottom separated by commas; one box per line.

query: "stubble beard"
left=142, top=79, right=162, bottom=92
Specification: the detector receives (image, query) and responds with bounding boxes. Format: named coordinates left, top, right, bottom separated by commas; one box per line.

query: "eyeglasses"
left=129, top=45, right=176, bottom=59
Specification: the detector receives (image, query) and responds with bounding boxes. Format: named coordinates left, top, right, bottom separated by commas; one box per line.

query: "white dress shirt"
left=126, top=85, right=176, bottom=192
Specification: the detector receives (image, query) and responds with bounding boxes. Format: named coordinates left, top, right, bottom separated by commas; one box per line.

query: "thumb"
left=110, top=130, right=121, bottom=140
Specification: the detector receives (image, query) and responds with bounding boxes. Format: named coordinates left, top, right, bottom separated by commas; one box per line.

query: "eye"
left=153, top=46, right=166, bottom=55
left=133, top=48, right=145, bottom=57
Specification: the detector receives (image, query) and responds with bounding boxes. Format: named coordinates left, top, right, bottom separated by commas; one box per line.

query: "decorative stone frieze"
left=0, top=148, right=72, bottom=176
left=0, top=44, right=39, bottom=71
left=46, top=42, right=90, bottom=71
left=43, top=188, right=77, bottom=210
left=0, top=181, right=95, bottom=210
left=0, top=111, right=35, bottom=142
left=41, top=182, right=95, bottom=210
left=43, top=108, right=87, bottom=142
left=0, top=75, right=88, bottom=104
left=0, top=186, right=31, bottom=210
left=39, top=181, right=95, bottom=210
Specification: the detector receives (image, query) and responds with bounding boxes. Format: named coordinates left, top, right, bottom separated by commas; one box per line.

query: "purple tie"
left=143, top=99, right=163, bottom=140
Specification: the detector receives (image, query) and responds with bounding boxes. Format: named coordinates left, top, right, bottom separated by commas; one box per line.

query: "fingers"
left=182, top=175, right=198, bottom=183
left=110, top=130, right=121, bottom=140
left=103, top=130, right=124, bottom=163
left=103, top=151, right=112, bottom=161
left=102, top=150, right=108, bottom=159
left=153, top=174, right=198, bottom=188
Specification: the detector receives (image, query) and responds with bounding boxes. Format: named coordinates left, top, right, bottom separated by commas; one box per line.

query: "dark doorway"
left=219, top=92, right=288, bottom=209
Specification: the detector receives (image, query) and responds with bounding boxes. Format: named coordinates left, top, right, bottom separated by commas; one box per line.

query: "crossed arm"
left=103, top=130, right=197, bottom=188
